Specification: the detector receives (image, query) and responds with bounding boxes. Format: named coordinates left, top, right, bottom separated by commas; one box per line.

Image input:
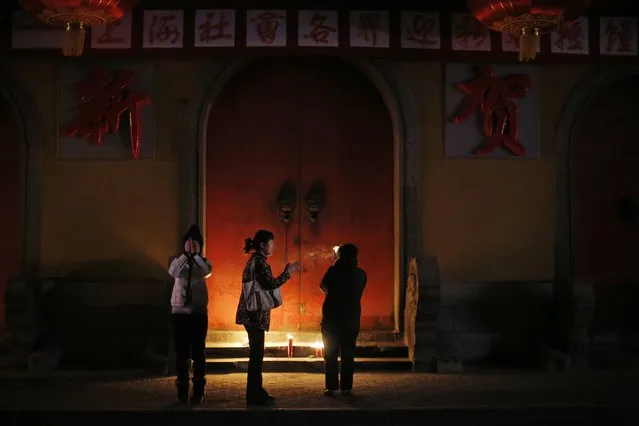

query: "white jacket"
left=169, top=253, right=212, bottom=314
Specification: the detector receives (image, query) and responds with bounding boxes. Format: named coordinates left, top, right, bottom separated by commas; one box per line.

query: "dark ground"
left=0, top=369, right=638, bottom=425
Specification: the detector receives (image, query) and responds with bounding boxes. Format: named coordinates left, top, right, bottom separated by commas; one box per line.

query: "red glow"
left=19, top=0, right=135, bottom=22
left=468, top=0, right=591, bottom=32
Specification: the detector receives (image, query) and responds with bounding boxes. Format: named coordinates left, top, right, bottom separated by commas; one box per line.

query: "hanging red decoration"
left=450, top=65, right=530, bottom=157
left=19, top=0, right=137, bottom=57
left=62, top=68, right=150, bottom=159
left=467, top=0, right=591, bottom=61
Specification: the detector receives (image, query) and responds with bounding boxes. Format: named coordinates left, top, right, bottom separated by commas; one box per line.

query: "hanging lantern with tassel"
left=18, top=0, right=136, bottom=57
left=467, top=0, right=591, bottom=61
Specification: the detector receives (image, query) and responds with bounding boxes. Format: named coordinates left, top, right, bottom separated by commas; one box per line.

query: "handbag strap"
left=249, top=256, right=257, bottom=285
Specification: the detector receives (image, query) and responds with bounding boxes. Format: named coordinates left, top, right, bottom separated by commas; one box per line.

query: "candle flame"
left=311, top=341, right=324, bottom=349
left=332, top=246, right=339, bottom=253
left=287, top=334, right=294, bottom=340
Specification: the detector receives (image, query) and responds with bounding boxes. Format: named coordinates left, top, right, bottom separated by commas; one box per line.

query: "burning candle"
left=312, top=341, right=324, bottom=358
left=287, top=334, right=294, bottom=358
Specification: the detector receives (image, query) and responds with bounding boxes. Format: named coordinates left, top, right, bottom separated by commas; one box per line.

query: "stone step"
left=205, top=356, right=413, bottom=372
left=205, top=341, right=408, bottom=359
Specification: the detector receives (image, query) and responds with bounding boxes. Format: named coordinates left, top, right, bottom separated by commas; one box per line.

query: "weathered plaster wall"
left=6, top=60, right=589, bottom=284
left=396, top=63, right=589, bottom=283
left=6, top=61, right=212, bottom=281
left=2, top=59, right=591, bottom=363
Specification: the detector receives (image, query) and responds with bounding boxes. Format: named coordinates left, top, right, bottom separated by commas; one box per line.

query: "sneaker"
left=341, top=390, right=352, bottom=397
left=324, top=389, right=337, bottom=397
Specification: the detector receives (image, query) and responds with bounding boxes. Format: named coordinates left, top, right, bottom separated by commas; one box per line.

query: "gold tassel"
left=62, top=21, right=86, bottom=57
left=519, top=27, right=540, bottom=62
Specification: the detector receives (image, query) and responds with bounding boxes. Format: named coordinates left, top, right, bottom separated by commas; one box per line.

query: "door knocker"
left=305, top=181, right=326, bottom=225
left=277, top=180, right=297, bottom=225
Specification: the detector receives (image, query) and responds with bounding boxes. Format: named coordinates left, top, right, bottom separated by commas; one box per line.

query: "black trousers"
left=322, top=328, right=358, bottom=391
left=172, top=313, right=208, bottom=382
left=244, top=325, right=266, bottom=398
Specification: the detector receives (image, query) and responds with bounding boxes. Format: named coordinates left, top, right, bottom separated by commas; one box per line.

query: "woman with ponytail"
left=320, top=243, right=367, bottom=397
left=235, top=229, right=300, bottom=405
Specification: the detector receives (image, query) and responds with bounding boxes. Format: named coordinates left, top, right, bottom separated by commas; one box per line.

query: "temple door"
left=296, top=60, right=394, bottom=331
left=0, top=98, right=22, bottom=332
left=205, top=58, right=394, bottom=333
left=572, top=76, right=639, bottom=333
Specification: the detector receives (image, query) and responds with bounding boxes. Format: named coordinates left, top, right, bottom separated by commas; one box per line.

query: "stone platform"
left=0, top=370, right=638, bottom=425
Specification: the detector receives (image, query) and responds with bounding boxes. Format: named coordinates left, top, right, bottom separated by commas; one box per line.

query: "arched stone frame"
left=0, top=68, right=44, bottom=282
left=554, top=65, right=639, bottom=284
left=181, top=57, right=422, bottom=334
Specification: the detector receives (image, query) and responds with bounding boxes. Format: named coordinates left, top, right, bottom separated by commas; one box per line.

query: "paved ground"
left=0, top=369, right=638, bottom=410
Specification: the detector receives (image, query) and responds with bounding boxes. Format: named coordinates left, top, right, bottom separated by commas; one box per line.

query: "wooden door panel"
left=0, top=100, right=22, bottom=331
left=205, top=60, right=301, bottom=331
left=205, top=59, right=395, bottom=332
left=572, top=76, right=639, bottom=330
left=298, top=59, right=395, bottom=331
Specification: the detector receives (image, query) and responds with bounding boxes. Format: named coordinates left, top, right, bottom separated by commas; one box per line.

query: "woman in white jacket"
left=168, top=224, right=212, bottom=405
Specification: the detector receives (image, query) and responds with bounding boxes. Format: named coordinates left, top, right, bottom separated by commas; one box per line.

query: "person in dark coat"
left=320, top=243, right=367, bottom=397
left=235, top=229, right=300, bottom=405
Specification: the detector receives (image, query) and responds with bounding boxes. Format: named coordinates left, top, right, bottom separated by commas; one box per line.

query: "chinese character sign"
left=502, top=33, right=540, bottom=53
left=298, top=10, right=339, bottom=47
left=401, top=11, right=440, bottom=49
left=90, top=13, right=133, bottom=49
left=143, top=10, right=184, bottom=48
left=600, top=17, right=638, bottom=56
left=58, top=64, right=155, bottom=160
left=350, top=10, right=390, bottom=48
left=194, top=9, right=235, bottom=47
left=451, top=14, right=491, bottom=52
left=551, top=17, right=589, bottom=55
left=445, top=64, right=539, bottom=159
left=247, top=10, right=287, bottom=47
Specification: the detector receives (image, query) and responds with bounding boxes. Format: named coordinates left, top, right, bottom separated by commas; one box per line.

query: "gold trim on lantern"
left=38, top=7, right=115, bottom=26
left=519, top=27, right=540, bottom=62
left=62, top=21, right=87, bottom=57
left=492, top=13, right=565, bottom=34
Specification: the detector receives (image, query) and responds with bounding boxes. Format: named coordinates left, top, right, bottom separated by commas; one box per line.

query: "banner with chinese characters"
left=8, top=10, right=639, bottom=61
left=444, top=64, right=540, bottom=159
left=599, top=17, right=638, bottom=56
left=57, top=64, right=155, bottom=160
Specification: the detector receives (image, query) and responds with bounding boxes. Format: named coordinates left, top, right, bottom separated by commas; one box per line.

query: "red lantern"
left=19, top=0, right=136, bottom=56
left=468, top=0, right=591, bottom=61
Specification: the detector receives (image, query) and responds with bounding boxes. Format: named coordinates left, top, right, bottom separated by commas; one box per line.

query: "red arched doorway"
left=204, top=58, right=395, bottom=338
left=0, top=96, right=22, bottom=333
left=572, top=75, right=639, bottom=337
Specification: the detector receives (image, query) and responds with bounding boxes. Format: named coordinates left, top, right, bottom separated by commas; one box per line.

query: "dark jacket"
left=235, top=253, right=291, bottom=331
left=320, top=262, right=367, bottom=333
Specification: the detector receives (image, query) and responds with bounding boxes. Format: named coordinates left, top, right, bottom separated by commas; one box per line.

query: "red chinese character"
left=605, top=19, right=634, bottom=52
left=96, top=20, right=125, bottom=44
left=555, top=20, right=584, bottom=51
left=148, top=14, right=180, bottom=45
left=356, top=12, right=383, bottom=46
left=405, top=14, right=437, bottom=47
left=62, top=68, right=151, bottom=159
left=303, top=12, right=337, bottom=44
left=251, top=11, right=285, bottom=44
left=455, top=15, right=488, bottom=48
left=450, top=66, right=530, bottom=157
left=198, top=12, right=232, bottom=42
